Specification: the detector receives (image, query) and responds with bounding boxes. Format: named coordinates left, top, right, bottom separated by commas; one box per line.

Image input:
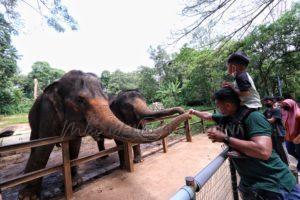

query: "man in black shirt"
left=263, top=96, right=288, bottom=164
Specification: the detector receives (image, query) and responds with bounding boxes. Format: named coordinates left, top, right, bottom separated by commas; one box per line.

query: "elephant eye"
left=76, top=96, right=86, bottom=105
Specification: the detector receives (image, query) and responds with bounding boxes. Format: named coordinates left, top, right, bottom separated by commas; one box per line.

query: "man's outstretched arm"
left=189, top=109, right=213, bottom=121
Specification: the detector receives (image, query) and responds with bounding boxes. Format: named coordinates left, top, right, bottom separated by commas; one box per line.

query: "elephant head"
left=110, top=89, right=184, bottom=126
left=40, top=70, right=190, bottom=143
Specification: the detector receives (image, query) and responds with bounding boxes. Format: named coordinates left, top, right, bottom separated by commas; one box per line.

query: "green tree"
left=100, top=70, right=111, bottom=89
left=178, top=0, right=292, bottom=48
left=241, top=4, right=300, bottom=98
left=106, top=70, right=139, bottom=94
left=155, top=81, right=182, bottom=107
left=23, top=61, right=65, bottom=98
left=137, top=66, right=159, bottom=102
left=0, top=0, right=78, bottom=32
left=0, top=13, right=22, bottom=114
left=148, top=45, right=171, bottom=82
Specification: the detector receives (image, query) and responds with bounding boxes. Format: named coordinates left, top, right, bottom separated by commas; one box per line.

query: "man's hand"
left=188, top=109, right=195, bottom=115
left=188, top=109, right=213, bottom=121
left=207, top=127, right=226, bottom=143
left=222, top=81, right=234, bottom=88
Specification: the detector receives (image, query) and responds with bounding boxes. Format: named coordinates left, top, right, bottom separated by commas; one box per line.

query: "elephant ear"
left=111, top=98, right=139, bottom=127
left=43, top=81, right=65, bottom=123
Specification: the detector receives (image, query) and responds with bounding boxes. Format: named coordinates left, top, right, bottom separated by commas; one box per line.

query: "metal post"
left=185, top=176, right=197, bottom=200
left=62, top=141, right=73, bottom=200
left=229, top=159, right=239, bottom=200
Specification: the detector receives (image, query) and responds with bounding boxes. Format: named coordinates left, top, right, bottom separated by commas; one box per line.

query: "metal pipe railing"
left=170, top=148, right=228, bottom=200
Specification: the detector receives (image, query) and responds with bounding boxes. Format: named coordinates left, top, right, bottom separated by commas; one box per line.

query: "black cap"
left=227, top=51, right=250, bottom=66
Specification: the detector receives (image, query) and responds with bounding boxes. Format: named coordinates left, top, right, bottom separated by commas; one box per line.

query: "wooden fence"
left=0, top=108, right=215, bottom=200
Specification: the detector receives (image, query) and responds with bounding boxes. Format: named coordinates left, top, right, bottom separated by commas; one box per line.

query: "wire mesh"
left=196, top=159, right=240, bottom=200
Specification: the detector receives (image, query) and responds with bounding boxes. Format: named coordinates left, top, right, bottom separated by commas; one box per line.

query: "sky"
left=11, top=0, right=190, bottom=75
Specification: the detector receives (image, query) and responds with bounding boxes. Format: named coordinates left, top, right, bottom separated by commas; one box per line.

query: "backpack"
left=218, top=106, right=288, bottom=163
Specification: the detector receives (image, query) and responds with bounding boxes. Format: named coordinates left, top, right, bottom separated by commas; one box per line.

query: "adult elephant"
left=18, top=70, right=189, bottom=199
left=96, top=89, right=185, bottom=164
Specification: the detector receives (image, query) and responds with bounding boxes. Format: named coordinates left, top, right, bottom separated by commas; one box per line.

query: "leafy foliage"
left=155, top=81, right=182, bottom=107
left=0, top=13, right=21, bottom=114
left=241, top=4, right=300, bottom=98
left=0, top=0, right=78, bottom=32
left=102, top=70, right=139, bottom=95
left=136, top=66, right=159, bottom=102
left=23, top=61, right=65, bottom=98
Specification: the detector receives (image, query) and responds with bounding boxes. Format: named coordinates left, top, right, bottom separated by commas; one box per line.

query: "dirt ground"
left=70, top=134, right=222, bottom=200
left=0, top=124, right=222, bottom=200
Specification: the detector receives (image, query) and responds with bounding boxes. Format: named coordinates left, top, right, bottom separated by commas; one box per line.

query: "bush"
left=0, top=93, right=33, bottom=115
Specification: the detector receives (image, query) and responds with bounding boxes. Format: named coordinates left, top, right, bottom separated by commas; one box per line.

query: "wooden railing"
left=0, top=108, right=215, bottom=200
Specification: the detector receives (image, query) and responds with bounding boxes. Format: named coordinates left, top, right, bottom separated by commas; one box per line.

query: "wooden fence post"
left=124, top=142, right=134, bottom=172
left=158, top=120, right=168, bottom=153
left=33, top=79, right=38, bottom=100
left=162, top=137, right=168, bottom=153
left=184, top=120, right=192, bottom=142
left=62, top=141, right=73, bottom=200
left=201, top=119, right=205, bottom=133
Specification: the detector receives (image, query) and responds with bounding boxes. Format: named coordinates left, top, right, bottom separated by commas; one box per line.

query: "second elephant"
left=96, top=89, right=185, bottom=165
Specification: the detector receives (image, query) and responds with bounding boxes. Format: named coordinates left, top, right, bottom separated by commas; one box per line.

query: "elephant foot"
left=119, top=162, right=125, bottom=169
left=72, top=175, right=83, bottom=187
left=18, top=187, right=40, bottom=200
left=133, top=156, right=144, bottom=163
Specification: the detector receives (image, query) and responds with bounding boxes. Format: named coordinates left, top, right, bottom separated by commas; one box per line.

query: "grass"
left=0, top=114, right=28, bottom=129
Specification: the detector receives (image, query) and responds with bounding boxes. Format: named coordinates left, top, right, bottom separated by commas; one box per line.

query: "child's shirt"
left=234, top=71, right=262, bottom=109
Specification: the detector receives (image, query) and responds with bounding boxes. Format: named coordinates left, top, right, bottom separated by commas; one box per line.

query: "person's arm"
left=189, top=109, right=213, bottom=121
left=222, top=82, right=250, bottom=97
left=234, top=73, right=252, bottom=97
left=207, top=127, right=272, bottom=160
left=267, top=117, right=276, bottom=124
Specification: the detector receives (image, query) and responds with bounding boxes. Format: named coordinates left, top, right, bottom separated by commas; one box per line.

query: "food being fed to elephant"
left=96, top=89, right=185, bottom=164
left=18, top=70, right=190, bottom=199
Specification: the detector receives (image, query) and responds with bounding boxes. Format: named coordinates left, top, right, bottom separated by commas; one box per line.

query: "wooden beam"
left=0, top=165, right=62, bottom=190
left=71, top=146, right=121, bottom=167
left=0, top=136, right=76, bottom=154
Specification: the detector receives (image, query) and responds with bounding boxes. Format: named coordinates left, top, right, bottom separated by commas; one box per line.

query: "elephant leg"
left=114, top=139, right=125, bottom=169
left=97, top=136, right=105, bottom=151
left=133, top=144, right=143, bottom=163
left=69, top=138, right=83, bottom=187
left=19, top=144, right=55, bottom=200
left=97, top=136, right=109, bottom=159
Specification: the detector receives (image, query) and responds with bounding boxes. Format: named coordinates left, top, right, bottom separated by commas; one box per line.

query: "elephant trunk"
left=134, top=98, right=185, bottom=119
left=86, top=98, right=190, bottom=143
